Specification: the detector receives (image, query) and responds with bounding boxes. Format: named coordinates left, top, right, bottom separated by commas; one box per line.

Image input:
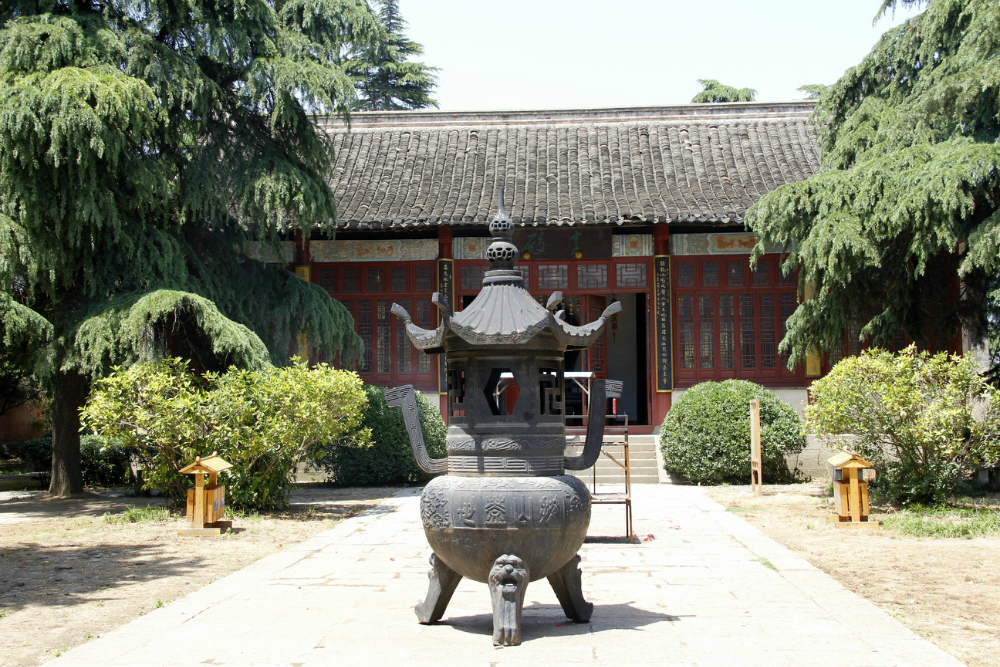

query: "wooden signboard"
left=437, top=259, right=454, bottom=395
left=654, top=256, right=673, bottom=392
left=511, top=227, right=612, bottom=260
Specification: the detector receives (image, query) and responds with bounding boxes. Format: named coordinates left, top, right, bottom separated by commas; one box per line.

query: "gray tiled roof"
left=322, top=101, right=820, bottom=228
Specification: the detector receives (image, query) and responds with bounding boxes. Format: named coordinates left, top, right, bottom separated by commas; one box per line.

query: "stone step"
left=564, top=448, right=657, bottom=460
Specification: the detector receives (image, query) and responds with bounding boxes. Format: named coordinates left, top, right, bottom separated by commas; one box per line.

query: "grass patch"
left=882, top=505, right=1000, bottom=538
left=103, top=505, right=171, bottom=525
left=755, top=557, right=778, bottom=571
left=726, top=506, right=769, bottom=514
left=226, top=507, right=265, bottom=522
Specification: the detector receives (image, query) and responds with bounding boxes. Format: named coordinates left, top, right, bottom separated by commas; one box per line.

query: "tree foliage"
left=691, top=79, right=757, bottom=103
left=82, top=358, right=369, bottom=509
left=746, top=0, right=1000, bottom=377
left=797, top=84, right=829, bottom=99
left=0, top=0, right=372, bottom=493
left=805, top=346, right=1000, bottom=503
left=346, top=0, right=437, bottom=110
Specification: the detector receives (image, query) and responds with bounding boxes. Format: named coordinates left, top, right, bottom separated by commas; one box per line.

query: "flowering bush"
left=805, top=346, right=1000, bottom=503
left=82, top=358, right=369, bottom=509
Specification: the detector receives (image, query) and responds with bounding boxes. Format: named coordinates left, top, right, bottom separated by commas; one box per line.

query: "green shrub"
left=805, top=346, right=1000, bottom=504
left=18, top=437, right=52, bottom=474
left=321, top=385, right=446, bottom=486
left=659, top=379, right=805, bottom=484
left=16, top=435, right=132, bottom=488
left=81, top=358, right=369, bottom=510
left=80, top=435, right=133, bottom=487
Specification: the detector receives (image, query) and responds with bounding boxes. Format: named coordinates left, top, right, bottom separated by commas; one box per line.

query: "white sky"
left=402, top=0, right=924, bottom=110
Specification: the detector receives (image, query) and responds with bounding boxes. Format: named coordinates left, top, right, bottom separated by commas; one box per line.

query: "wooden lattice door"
left=587, top=295, right=608, bottom=379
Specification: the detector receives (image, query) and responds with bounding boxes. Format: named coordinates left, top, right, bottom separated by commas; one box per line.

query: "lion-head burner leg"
left=416, top=553, right=462, bottom=624
left=488, top=554, right=530, bottom=646
left=546, top=554, right=593, bottom=622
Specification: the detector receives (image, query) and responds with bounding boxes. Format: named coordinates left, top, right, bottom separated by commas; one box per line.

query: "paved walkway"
left=50, top=486, right=961, bottom=667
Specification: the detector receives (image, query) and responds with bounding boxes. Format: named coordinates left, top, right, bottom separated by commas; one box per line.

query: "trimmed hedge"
left=659, top=380, right=805, bottom=484
left=321, top=385, right=446, bottom=485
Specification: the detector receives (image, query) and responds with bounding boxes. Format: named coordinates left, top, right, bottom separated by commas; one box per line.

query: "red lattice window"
left=673, top=255, right=803, bottom=387
left=455, top=258, right=653, bottom=297
left=321, top=261, right=436, bottom=390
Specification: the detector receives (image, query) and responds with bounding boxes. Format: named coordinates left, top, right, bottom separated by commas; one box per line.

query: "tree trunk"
left=49, top=370, right=87, bottom=496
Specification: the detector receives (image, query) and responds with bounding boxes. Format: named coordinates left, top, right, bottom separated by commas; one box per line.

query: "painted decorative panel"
left=310, top=238, right=438, bottom=262
left=670, top=233, right=791, bottom=256
left=611, top=234, right=653, bottom=257
left=453, top=236, right=489, bottom=260
left=243, top=241, right=295, bottom=263
left=512, top=227, right=611, bottom=260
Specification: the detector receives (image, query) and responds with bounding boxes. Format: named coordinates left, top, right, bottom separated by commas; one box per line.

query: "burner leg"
left=547, top=554, right=593, bottom=622
left=415, top=553, right=462, bottom=624
left=488, top=554, right=530, bottom=646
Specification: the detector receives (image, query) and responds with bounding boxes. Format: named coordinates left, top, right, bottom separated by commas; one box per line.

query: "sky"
left=401, top=0, right=925, bottom=111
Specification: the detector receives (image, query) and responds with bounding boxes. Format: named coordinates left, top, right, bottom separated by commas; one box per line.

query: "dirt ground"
left=0, top=485, right=396, bottom=667
left=706, top=485, right=1000, bottom=667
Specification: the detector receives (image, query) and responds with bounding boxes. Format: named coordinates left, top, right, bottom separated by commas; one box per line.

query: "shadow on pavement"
left=441, top=601, right=680, bottom=642
left=0, top=493, right=167, bottom=524
left=0, top=541, right=209, bottom=614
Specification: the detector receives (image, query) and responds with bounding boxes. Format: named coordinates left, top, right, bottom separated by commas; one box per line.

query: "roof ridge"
left=319, top=101, right=818, bottom=130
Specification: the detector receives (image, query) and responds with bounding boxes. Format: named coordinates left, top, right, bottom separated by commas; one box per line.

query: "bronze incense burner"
left=388, top=188, right=621, bottom=645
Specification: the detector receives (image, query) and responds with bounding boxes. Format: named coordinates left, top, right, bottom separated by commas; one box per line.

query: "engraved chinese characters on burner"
left=421, top=488, right=449, bottom=530
left=538, top=495, right=559, bottom=523
left=484, top=493, right=506, bottom=526
left=514, top=496, right=530, bottom=525
left=458, top=499, right=476, bottom=527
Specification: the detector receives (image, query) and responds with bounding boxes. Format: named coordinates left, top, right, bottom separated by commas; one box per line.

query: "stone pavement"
left=49, top=486, right=961, bottom=667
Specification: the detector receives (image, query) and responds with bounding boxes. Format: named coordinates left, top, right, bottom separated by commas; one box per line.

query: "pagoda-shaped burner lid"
left=391, top=188, right=621, bottom=353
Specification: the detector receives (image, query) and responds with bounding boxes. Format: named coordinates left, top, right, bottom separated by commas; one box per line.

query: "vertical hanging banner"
left=654, top=256, right=673, bottom=392
left=437, top=259, right=454, bottom=394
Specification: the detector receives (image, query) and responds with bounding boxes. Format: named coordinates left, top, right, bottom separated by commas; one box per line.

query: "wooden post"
left=750, top=399, right=762, bottom=495
left=193, top=472, right=205, bottom=529
left=848, top=467, right=861, bottom=523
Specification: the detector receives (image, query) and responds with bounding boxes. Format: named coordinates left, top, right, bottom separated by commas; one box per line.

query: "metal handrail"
left=566, top=413, right=632, bottom=539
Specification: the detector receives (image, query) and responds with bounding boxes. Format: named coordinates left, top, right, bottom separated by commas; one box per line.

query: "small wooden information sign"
left=827, top=451, right=880, bottom=529
left=178, top=453, right=233, bottom=537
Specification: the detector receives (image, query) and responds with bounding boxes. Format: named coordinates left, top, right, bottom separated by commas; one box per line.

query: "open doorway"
left=605, top=293, right=649, bottom=425
left=561, top=293, right=649, bottom=425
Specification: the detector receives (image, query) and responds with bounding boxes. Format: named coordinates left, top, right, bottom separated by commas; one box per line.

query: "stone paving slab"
left=48, top=486, right=962, bottom=667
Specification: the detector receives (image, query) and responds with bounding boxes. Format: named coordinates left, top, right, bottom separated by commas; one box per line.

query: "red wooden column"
left=651, top=223, right=672, bottom=427
left=437, top=225, right=454, bottom=419
left=293, top=229, right=313, bottom=362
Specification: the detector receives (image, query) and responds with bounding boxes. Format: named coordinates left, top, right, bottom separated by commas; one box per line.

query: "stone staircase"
left=565, top=434, right=660, bottom=485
